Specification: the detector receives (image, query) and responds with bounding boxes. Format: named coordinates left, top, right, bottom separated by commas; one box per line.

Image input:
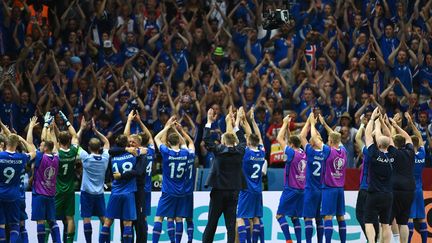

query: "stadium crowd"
left=0, top=0, right=432, bottom=243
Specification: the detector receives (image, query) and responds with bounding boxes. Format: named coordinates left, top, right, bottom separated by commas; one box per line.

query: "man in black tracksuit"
left=388, top=120, right=415, bottom=243
left=202, top=107, right=247, bottom=243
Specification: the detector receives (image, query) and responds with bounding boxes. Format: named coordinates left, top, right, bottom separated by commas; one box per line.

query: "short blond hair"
left=329, top=131, right=341, bottom=145
left=221, top=132, right=239, bottom=146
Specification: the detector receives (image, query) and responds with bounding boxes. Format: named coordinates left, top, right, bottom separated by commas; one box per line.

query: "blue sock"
left=305, top=220, right=313, bottom=243
left=277, top=217, right=291, bottom=240
left=49, top=222, right=61, bottom=243
left=244, top=219, right=251, bottom=243
left=84, top=223, right=92, bottom=243
left=338, top=220, right=346, bottom=243
left=408, top=222, right=414, bottom=243
left=238, top=225, right=247, bottom=243
left=9, top=224, right=20, bottom=243
left=167, top=221, right=175, bottom=243
left=152, top=222, right=162, bottom=243
left=186, top=220, right=194, bottom=242
left=123, top=226, right=133, bottom=243
left=259, top=219, right=264, bottom=242
left=0, top=227, right=5, bottom=243
left=420, top=222, right=427, bottom=243
left=20, top=225, right=29, bottom=243
left=175, top=221, right=183, bottom=243
left=317, top=218, right=324, bottom=243
left=292, top=218, right=301, bottom=243
left=37, top=224, right=46, bottom=243
left=98, top=226, right=110, bottom=243
left=252, top=224, right=260, bottom=243
left=324, top=219, right=333, bottom=243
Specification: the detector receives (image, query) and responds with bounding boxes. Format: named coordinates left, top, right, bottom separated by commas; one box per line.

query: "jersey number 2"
left=251, top=164, right=261, bottom=179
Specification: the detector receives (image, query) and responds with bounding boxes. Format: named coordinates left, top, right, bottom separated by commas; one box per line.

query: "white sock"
left=392, top=234, right=400, bottom=243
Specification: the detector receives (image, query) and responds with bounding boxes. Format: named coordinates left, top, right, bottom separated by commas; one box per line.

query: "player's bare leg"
left=391, top=220, right=400, bottom=243
left=65, top=216, right=75, bottom=243
left=365, top=223, right=376, bottom=243
left=19, top=220, right=28, bottom=243
left=336, top=215, right=346, bottom=243
left=152, top=216, right=164, bottom=243
left=99, top=218, right=112, bottom=243
left=381, top=223, right=392, bottom=243
left=252, top=217, right=261, bottom=243
left=236, top=218, right=246, bottom=243
left=185, top=218, right=193, bottom=243
left=0, top=224, right=5, bottom=243
left=398, top=224, right=408, bottom=243
left=276, top=214, right=292, bottom=243
left=175, top=217, right=183, bottom=243
left=167, top=217, right=175, bottom=243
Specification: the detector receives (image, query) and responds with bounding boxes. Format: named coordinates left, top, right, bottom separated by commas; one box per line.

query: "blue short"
left=178, top=193, right=194, bottom=218
left=156, top=192, right=188, bottom=218
left=409, top=188, right=425, bottom=219
left=0, top=199, right=20, bottom=224
left=144, top=191, right=151, bottom=216
left=31, top=194, right=56, bottom=221
left=237, top=191, right=263, bottom=218
left=302, top=188, right=322, bottom=218
left=80, top=191, right=106, bottom=218
left=277, top=188, right=304, bottom=217
left=321, top=187, right=345, bottom=216
left=19, top=199, right=28, bottom=221
left=105, top=193, right=136, bottom=221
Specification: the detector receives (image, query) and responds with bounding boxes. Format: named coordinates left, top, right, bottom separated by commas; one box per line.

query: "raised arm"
left=390, top=118, right=412, bottom=145
left=92, top=119, right=110, bottom=150
left=405, top=112, right=424, bottom=146
left=276, top=115, right=291, bottom=149
left=154, top=116, right=175, bottom=148
left=250, top=107, right=263, bottom=145
left=300, top=114, right=312, bottom=149
left=59, top=110, right=78, bottom=145
left=26, top=117, right=39, bottom=151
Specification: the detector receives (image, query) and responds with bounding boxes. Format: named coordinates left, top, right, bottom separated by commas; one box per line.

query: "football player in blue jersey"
left=152, top=116, right=195, bottom=243
left=177, top=124, right=196, bottom=243
left=276, top=114, right=307, bottom=243
left=123, top=111, right=155, bottom=242
left=299, top=114, right=324, bottom=243
left=77, top=118, right=110, bottom=243
left=0, top=119, right=36, bottom=243
left=318, top=114, right=348, bottom=243
left=405, top=113, right=427, bottom=243
left=98, top=134, right=142, bottom=243
left=236, top=108, right=266, bottom=243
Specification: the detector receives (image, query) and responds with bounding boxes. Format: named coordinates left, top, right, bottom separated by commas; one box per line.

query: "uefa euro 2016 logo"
left=298, top=160, right=306, bottom=173
left=43, top=166, right=56, bottom=187
left=332, top=157, right=345, bottom=178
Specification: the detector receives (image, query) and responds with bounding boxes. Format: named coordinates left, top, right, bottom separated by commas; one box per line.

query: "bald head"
left=377, top=136, right=391, bottom=150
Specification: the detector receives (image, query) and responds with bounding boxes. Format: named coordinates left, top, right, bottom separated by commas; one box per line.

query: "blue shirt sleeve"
left=284, top=146, right=295, bottom=163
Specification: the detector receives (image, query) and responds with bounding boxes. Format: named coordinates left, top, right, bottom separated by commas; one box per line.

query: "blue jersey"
left=359, top=146, right=370, bottom=190
left=159, top=144, right=194, bottom=196
left=0, top=151, right=29, bottom=200
left=305, top=144, right=326, bottom=190
left=111, top=152, right=137, bottom=194
left=144, top=144, right=155, bottom=192
left=184, top=152, right=196, bottom=194
left=414, top=146, right=426, bottom=190
left=242, top=146, right=266, bottom=193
